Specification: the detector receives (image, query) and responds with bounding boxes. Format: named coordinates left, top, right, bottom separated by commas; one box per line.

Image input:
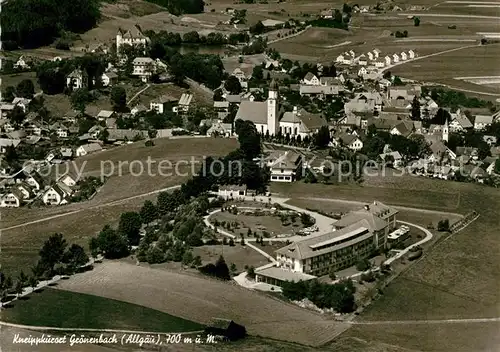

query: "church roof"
left=235, top=101, right=268, bottom=124
left=269, top=78, right=278, bottom=90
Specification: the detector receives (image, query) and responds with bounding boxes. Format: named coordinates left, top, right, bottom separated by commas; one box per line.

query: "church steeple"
left=443, top=117, right=449, bottom=142
left=267, top=80, right=279, bottom=135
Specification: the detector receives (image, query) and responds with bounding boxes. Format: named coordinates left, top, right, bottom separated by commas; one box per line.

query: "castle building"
left=116, top=26, right=150, bottom=55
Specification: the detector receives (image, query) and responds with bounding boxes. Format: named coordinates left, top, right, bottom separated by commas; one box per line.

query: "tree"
left=249, top=21, right=265, bottom=35
left=38, top=233, right=67, bottom=273
left=192, top=255, right=202, bottom=267
left=63, top=244, right=89, bottom=270
left=16, top=79, right=35, bottom=98
left=89, top=237, right=100, bottom=258
left=230, top=263, right=237, bottom=274
left=110, top=86, right=127, bottom=112
left=235, top=120, right=261, bottom=160
left=3, top=86, right=16, bottom=102
left=494, top=159, right=500, bottom=174
left=246, top=266, right=255, bottom=279
left=118, top=212, right=143, bottom=246
left=14, top=280, right=24, bottom=298
left=437, top=219, right=450, bottom=232
left=411, top=96, right=421, bottom=120
left=213, top=88, right=223, bottom=101
left=140, top=200, right=158, bottom=224
left=252, top=65, right=264, bottom=80
left=8, top=106, right=26, bottom=126
left=18, top=271, right=28, bottom=285
left=414, top=17, right=421, bottom=26
left=215, top=255, right=231, bottom=280
left=27, top=276, right=38, bottom=292
left=70, top=88, right=91, bottom=113
left=356, top=258, right=371, bottom=271
left=224, top=76, right=242, bottom=94
left=182, top=250, right=194, bottom=266
left=96, top=225, right=130, bottom=259
left=313, top=126, right=331, bottom=149
left=393, top=76, right=403, bottom=85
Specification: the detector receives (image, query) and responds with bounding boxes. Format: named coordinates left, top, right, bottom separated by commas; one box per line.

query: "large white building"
left=116, top=27, right=150, bottom=55
left=255, top=201, right=399, bottom=285
left=235, top=80, right=327, bottom=137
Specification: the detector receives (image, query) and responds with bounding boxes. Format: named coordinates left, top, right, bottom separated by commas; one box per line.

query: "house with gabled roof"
left=76, top=143, right=103, bottom=157
left=0, top=189, right=24, bottom=207
left=301, top=72, right=320, bottom=86
left=42, top=183, right=70, bottom=205
left=116, top=26, right=150, bottom=55
left=66, top=69, right=89, bottom=90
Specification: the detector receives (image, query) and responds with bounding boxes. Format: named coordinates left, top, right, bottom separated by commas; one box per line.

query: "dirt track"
left=56, top=261, right=350, bottom=346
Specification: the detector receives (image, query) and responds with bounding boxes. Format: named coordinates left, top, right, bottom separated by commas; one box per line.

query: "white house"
left=132, top=57, right=155, bottom=82
left=302, top=72, right=320, bottom=85
left=374, top=60, right=385, bottom=68
left=358, top=67, right=368, bottom=76
left=66, top=69, right=88, bottom=90
left=474, top=115, right=493, bottom=131
left=408, top=50, right=415, bottom=59
left=373, top=49, right=381, bottom=58
left=358, top=57, right=368, bottom=66
left=12, top=97, right=31, bottom=113
left=150, top=95, right=177, bottom=114
left=116, top=27, right=150, bottom=55
left=42, top=184, right=69, bottom=206
left=173, top=93, right=193, bottom=114
left=400, top=52, right=408, bottom=61
left=0, top=190, right=23, bottom=207
left=59, top=174, right=78, bottom=187
left=331, top=133, right=364, bottom=151
left=392, top=53, right=400, bottom=63
left=101, top=71, right=118, bottom=87
left=384, top=56, right=392, bottom=66
left=335, top=54, right=345, bottom=63
left=367, top=52, right=374, bottom=61
left=76, top=143, right=102, bottom=157
left=269, top=151, right=303, bottom=182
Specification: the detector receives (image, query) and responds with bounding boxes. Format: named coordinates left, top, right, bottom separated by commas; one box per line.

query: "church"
left=235, top=80, right=327, bottom=138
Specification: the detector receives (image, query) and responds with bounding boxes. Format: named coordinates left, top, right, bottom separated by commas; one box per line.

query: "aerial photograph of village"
left=0, top=0, right=499, bottom=351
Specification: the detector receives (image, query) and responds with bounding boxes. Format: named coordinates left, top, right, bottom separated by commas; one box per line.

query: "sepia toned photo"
left=0, top=0, right=499, bottom=351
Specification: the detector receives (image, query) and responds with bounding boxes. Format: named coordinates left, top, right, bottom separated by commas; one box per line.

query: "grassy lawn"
left=211, top=210, right=305, bottom=238
left=2, top=287, right=204, bottom=332
left=192, top=244, right=270, bottom=271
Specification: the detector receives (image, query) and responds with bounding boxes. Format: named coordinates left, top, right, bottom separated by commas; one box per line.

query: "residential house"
left=379, top=151, right=403, bottom=168
left=0, top=189, right=24, bottom=207
left=408, top=50, right=416, bottom=59
left=150, top=95, right=178, bottom=114
left=24, top=171, right=44, bottom=191
left=96, top=110, right=115, bottom=121
left=101, top=71, right=118, bottom=87
left=388, top=85, right=421, bottom=100
left=207, top=121, right=232, bottom=137
left=16, top=182, right=34, bottom=200
left=400, top=52, right=408, bottom=61
left=76, top=143, right=103, bottom=157
left=213, top=101, right=230, bottom=119
left=392, top=54, right=400, bottom=63
left=473, top=115, right=493, bottom=131
left=204, top=318, right=246, bottom=342
left=279, top=107, right=327, bottom=138
left=373, top=49, right=381, bottom=58
left=116, top=26, right=150, bottom=55
left=302, top=72, right=320, bottom=86
left=106, top=129, right=148, bottom=142
left=331, top=133, right=364, bottom=151
left=456, top=147, right=479, bottom=161
left=390, top=120, right=414, bottom=138
left=449, top=110, right=473, bottom=132
left=131, top=104, right=148, bottom=116
left=483, top=135, right=497, bottom=146
left=428, top=140, right=456, bottom=163
left=132, top=57, right=155, bottom=82
left=42, top=184, right=71, bottom=205
left=299, top=84, right=342, bottom=99
left=384, top=56, right=392, bottom=66
left=173, top=93, right=193, bottom=114
left=0, top=138, right=21, bottom=154
left=50, top=122, right=69, bottom=138
left=66, top=69, right=89, bottom=90
left=12, top=97, right=31, bottom=113
left=0, top=103, right=16, bottom=118
left=268, top=151, right=303, bottom=182
left=344, top=92, right=383, bottom=114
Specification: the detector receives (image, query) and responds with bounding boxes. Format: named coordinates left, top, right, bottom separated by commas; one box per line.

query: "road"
left=398, top=13, right=500, bottom=20
left=126, top=84, right=150, bottom=105
left=352, top=317, right=500, bottom=325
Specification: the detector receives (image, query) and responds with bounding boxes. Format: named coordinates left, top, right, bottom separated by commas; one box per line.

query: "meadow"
left=2, top=287, right=204, bottom=332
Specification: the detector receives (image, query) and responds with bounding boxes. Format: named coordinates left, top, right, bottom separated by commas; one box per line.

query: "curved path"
left=352, top=317, right=500, bottom=325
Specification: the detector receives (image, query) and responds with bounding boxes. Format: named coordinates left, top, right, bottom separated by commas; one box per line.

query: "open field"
left=392, top=43, right=500, bottom=95
left=2, top=287, right=203, bottom=332
left=192, top=244, right=270, bottom=270
left=56, top=261, right=351, bottom=346
left=344, top=323, right=500, bottom=352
